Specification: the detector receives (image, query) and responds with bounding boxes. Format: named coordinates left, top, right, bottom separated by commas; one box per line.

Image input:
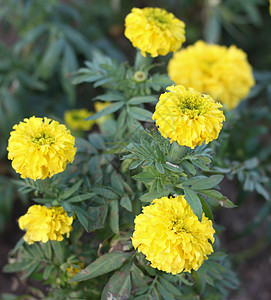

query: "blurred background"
left=0, top=0, right=271, bottom=299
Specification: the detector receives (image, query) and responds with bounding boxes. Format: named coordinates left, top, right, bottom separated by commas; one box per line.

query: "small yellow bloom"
left=168, top=41, right=255, bottom=110
left=125, top=7, right=185, bottom=57
left=94, top=101, right=112, bottom=126
left=19, top=205, right=73, bottom=244
left=152, top=85, right=225, bottom=149
left=64, top=109, right=95, bottom=131
left=66, top=262, right=84, bottom=278
left=7, top=116, right=76, bottom=180
left=132, top=195, right=215, bottom=274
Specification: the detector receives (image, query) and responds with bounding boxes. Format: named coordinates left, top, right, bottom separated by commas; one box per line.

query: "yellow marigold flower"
left=64, top=108, right=95, bottom=131
left=132, top=195, right=215, bottom=274
left=124, top=7, right=185, bottom=57
left=7, top=116, right=76, bottom=180
left=152, top=85, right=225, bottom=149
left=94, top=101, right=112, bottom=126
left=19, top=205, right=73, bottom=245
left=168, top=41, right=255, bottom=110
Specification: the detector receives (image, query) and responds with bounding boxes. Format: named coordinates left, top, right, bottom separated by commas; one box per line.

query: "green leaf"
left=43, top=265, right=54, bottom=280
left=199, top=196, right=214, bottom=222
left=109, top=200, right=120, bottom=235
left=159, top=277, right=182, bottom=296
left=3, top=261, right=32, bottom=273
left=129, top=160, right=144, bottom=170
left=51, top=241, right=64, bottom=264
left=140, top=189, right=171, bottom=202
left=131, top=264, right=148, bottom=296
left=101, top=263, right=132, bottom=300
left=95, top=92, right=126, bottom=102
left=182, top=161, right=196, bottom=175
left=128, top=107, right=153, bottom=122
left=120, top=195, right=132, bottom=212
left=41, top=242, right=52, bottom=260
left=255, top=183, right=270, bottom=200
left=110, top=173, right=124, bottom=193
left=199, top=190, right=236, bottom=208
left=20, top=261, right=39, bottom=279
left=155, top=162, right=165, bottom=174
left=192, top=159, right=209, bottom=171
left=181, top=175, right=224, bottom=190
left=132, top=172, right=154, bottom=184
left=70, top=252, right=131, bottom=282
left=157, top=281, right=175, bottom=300
left=86, top=102, right=125, bottom=120
left=66, top=192, right=96, bottom=203
left=183, top=188, right=202, bottom=220
left=128, top=95, right=157, bottom=105
left=61, top=180, right=83, bottom=199
left=38, top=38, right=65, bottom=79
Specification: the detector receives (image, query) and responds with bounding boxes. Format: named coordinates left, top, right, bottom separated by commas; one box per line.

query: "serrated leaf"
left=183, top=188, right=202, bottom=220
left=70, top=252, right=131, bottom=282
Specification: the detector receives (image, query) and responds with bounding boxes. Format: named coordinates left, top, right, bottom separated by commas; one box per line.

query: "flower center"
left=146, top=10, right=171, bottom=29
left=32, top=132, right=55, bottom=146
left=178, top=94, right=210, bottom=118
left=170, top=219, right=188, bottom=234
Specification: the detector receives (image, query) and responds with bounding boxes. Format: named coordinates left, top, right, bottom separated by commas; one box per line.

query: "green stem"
left=148, top=275, right=159, bottom=295
left=134, top=50, right=153, bottom=71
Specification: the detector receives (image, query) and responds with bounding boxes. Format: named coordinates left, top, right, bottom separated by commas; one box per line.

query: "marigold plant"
left=168, top=41, right=255, bottom=109
left=132, top=195, right=215, bottom=274
left=19, top=205, right=73, bottom=244
left=152, top=84, right=225, bottom=148
left=7, top=116, right=76, bottom=180
left=125, top=7, right=185, bottom=57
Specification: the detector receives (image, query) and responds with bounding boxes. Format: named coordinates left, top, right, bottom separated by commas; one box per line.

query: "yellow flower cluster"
left=152, top=85, right=225, bottom=149
left=64, top=108, right=95, bottom=131
left=19, top=205, right=73, bottom=244
left=132, top=195, right=215, bottom=274
left=125, top=7, right=185, bottom=57
left=7, top=116, right=76, bottom=180
left=168, top=41, right=255, bottom=110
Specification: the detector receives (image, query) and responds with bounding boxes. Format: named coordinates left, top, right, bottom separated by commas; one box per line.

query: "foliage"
left=0, top=0, right=271, bottom=299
